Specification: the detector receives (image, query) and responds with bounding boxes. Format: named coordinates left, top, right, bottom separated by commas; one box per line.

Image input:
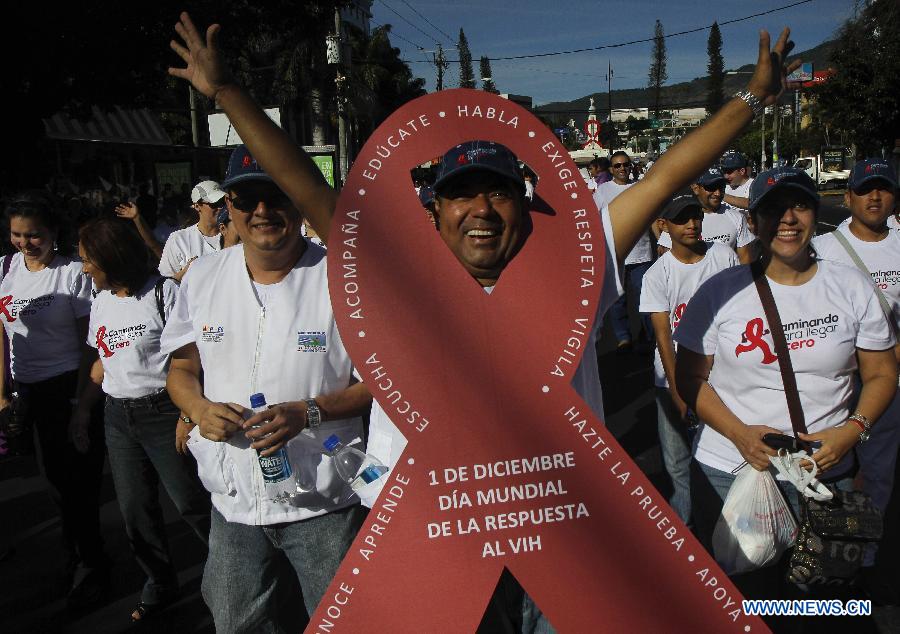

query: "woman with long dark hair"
left=73, top=216, right=210, bottom=622
left=0, top=191, right=109, bottom=607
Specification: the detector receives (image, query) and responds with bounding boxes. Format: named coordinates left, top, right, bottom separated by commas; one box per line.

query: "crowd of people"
left=1, top=10, right=898, bottom=634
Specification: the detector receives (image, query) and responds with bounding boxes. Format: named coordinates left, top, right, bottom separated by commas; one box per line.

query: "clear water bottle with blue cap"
left=323, top=434, right=388, bottom=494
left=251, top=393, right=299, bottom=503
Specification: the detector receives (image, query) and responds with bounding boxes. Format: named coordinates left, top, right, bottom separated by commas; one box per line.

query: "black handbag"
left=750, top=261, right=883, bottom=586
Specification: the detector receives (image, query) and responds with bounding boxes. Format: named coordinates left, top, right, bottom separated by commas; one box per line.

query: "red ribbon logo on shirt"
left=673, top=303, right=687, bottom=329
left=315, top=90, right=760, bottom=633
left=735, top=317, right=778, bottom=364
left=96, top=326, right=114, bottom=358
left=0, top=295, right=16, bottom=322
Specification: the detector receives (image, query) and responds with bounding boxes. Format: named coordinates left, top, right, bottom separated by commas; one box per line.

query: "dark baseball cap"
left=433, top=141, right=524, bottom=194
left=418, top=185, right=435, bottom=207
left=720, top=151, right=748, bottom=170
left=849, top=159, right=897, bottom=192
left=216, top=207, right=231, bottom=226
left=696, top=167, right=727, bottom=189
left=661, top=189, right=702, bottom=219
left=221, top=145, right=275, bottom=190
left=749, top=167, right=819, bottom=212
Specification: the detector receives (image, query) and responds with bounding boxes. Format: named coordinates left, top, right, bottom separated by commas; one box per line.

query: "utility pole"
left=606, top=61, right=613, bottom=121
left=330, top=8, right=349, bottom=187
left=772, top=100, right=780, bottom=168
left=760, top=108, right=766, bottom=171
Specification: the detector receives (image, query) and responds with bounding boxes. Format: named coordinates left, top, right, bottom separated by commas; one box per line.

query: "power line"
left=398, top=0, right=454, bottom=44
left=376, top=0, right=441, bottom=46
left=402, top=0, right=813, bottom=63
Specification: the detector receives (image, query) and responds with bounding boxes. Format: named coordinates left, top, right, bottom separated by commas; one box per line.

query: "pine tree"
left=457, top=29, right=475, bottom=89
left=480, top=56, right=498, bottom=93
left=648, top=19, right=668, bottom=119
left=706, top=22, right=725, bottom=115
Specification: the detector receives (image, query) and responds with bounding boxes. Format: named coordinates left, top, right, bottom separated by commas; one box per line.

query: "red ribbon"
left=0, top=295, right=16, bottom=322
left=96, top=326, right=114, bottom=358
left=735, top=317, right=778, bottom=364
left=313, top=90, right=761, bottom=632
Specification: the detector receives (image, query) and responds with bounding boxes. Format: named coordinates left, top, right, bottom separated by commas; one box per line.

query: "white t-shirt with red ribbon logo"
left=0, top=253, right=93, bottom=383
left=813, top=225, right=900, bottom=331
left=639, top=242, right=739, bottom=387
left=88, top=277, right=177, bottom=399
left=658, top=206, right=753, bottom=251
left=674, top=261, right=895, bottom=475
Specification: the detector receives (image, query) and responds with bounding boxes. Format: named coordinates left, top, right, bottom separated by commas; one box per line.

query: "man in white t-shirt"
left=639, top=192, right=739, bottom=525
left=720, top=150, right=753, bottom=212
left=594, top=150, right=655, bottom=350
left=814, top=159, right=900, bottom=527
left=161, top=146, right=372, bottom=631
left=157, top=180, right=224, bottom=278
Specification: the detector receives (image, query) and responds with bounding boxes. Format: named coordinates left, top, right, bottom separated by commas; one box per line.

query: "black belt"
left=107, top=389, right=170, bottom=409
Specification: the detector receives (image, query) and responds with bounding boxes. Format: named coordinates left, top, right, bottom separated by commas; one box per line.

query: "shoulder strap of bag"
left=831, top=229, right=899, bottom=336
left=750, top=260, right=809, bottom=437
left=155, top=277, right=169, bottom=326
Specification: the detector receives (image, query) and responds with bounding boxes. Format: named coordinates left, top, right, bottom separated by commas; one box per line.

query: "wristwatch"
left=179, top=414, right=193, bottom=425
left=847, top=413, right=871, bottom=443
left=304, top=398, right=322, bottom=430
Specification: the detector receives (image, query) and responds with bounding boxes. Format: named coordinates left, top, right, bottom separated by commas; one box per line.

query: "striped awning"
left=43, top=106, right=171, bottom=145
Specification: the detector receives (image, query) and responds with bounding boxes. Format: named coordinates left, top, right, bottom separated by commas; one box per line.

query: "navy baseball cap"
left=849, top=159, right=897, bottom=192
left=720, top=151, right=748, bottom=170
left=216, top=208, right=230, bottom=226
left=749, top=167, right=819, bottom=212
left=661, top=189, right=702, bottom=220
left=433, top=141, right=524, bottom=194
left=696, top=167, right=727, bottom=189
left=418, top=185, right=435, bottom=207
left=221, top=145, right=275, bottom=190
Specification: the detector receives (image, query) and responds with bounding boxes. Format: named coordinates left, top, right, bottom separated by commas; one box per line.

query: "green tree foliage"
left=458, top=29, right=476, bottom=89
left=706, top=22, right=725, bottom=115
left=817, top=0, right=900, bottom=154
left=480, top=56, right=498, bottom=93
left=346, top=24, right=427, bottom=140
left=648, top=20, right=668, bottom=118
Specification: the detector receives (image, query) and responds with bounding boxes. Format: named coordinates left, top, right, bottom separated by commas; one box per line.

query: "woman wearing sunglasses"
left=73, top=216, right=211, bottom=622
left=157, top=180, right=225, bottom=278
left=674, top=168, right=897, bottom=596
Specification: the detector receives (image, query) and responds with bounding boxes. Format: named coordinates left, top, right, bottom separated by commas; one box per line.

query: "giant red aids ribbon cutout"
left=311, top=89, right=765, bottom=633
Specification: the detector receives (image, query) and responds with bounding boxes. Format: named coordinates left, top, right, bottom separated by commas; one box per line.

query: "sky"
left=369, top=0, right=859, bottom=106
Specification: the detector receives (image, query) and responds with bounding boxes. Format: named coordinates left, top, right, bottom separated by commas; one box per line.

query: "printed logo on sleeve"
left=201, top=325, right=226, bottom=343
left=297, top=331, right=327, bottom=352
left=0, top=294, right=56, bottom=322
left=96, top=323, right=147, bottom=357
left=672, top=303, right=687, bottom=329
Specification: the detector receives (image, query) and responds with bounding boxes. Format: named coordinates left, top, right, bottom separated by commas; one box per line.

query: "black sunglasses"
left=612, top=162, right=632, bottom=169
left=226, top=189, right=291, bottom=213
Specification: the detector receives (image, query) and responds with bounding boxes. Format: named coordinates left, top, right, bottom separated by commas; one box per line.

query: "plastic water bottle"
left=323, top=434, right=388, bottom=492
left=251, top=393, right=296, bottom=504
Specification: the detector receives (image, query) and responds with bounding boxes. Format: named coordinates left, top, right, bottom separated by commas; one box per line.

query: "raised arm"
left=168, top=12, right=338, bottom=243
left=608, top=29, right=799, bottom=261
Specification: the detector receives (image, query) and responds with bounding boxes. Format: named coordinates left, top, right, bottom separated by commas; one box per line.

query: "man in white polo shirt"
left=157, top=180, right=224, bottom=278
left=161, top=146, right=372, bottom=632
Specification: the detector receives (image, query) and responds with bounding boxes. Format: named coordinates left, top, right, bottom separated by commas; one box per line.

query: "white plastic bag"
left=712, top=465, right=798, bottom=575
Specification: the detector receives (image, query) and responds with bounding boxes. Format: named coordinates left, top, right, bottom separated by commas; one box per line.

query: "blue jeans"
left=655, top=388, right=692, bottom=525
left=202, top=504, right=366, bottom=633
left=610, top=261, right=653, bottom=344
left=105, top=390, right=211, bottom=605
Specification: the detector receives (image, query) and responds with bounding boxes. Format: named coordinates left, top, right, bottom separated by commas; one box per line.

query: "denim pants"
left=105, top=390, right=211, bottom=604
left=655, top=388, right=692, bottom=525
left=610, top=261, right=653, bottom=343
left=202, top=504, right=366, bottom=633
left=16, top=370, right=107, bottom=569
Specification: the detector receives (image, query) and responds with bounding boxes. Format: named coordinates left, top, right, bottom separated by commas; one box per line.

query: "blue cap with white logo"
left=720, top=151, right=748, bottom=171
left=849, top=159, right=897, bottom=192
left=696, top=167, right=727, bottom=188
